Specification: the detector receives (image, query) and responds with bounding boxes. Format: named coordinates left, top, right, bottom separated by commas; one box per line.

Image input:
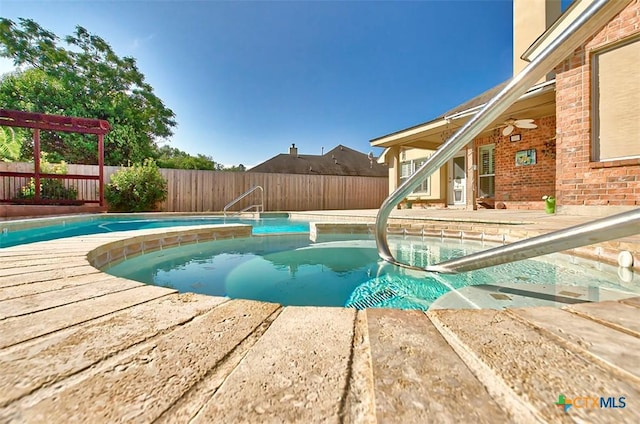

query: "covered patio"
left=371, top=79, right=556, bottom=211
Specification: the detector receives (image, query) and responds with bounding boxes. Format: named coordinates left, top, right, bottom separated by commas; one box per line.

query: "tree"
left=155, top=145, right=223, bottom=170
left=224, top=164, right=246, bottom=172
left=0, top=126, right=22, bottom=161
left=0, top=18, right=176, bottom=165
left=0, top=68, right=93, bottom=162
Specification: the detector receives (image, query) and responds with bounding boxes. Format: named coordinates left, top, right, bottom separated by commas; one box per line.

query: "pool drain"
left=346, top=286, right=400, bottom=310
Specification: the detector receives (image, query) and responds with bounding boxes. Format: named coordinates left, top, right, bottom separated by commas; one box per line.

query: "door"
left=448, top=154, right=466, bottom=205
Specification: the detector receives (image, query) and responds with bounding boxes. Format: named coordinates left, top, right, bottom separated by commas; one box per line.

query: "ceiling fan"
left=501, top=118, right=537, bottom=136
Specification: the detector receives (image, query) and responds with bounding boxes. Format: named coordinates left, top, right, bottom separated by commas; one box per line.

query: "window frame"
left=399, top=157, right=431, bottom=195
left=478, top=144, right=495, bottom=198
left=591, top=35, right=640, bottom=162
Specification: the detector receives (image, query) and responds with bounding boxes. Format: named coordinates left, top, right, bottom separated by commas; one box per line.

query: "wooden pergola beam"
left=0, top=109, right=110, bottom=135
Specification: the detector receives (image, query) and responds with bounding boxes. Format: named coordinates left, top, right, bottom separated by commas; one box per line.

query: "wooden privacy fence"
left=0, top=162, right=388, bottom=212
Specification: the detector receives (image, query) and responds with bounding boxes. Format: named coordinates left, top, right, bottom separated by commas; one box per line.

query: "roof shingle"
left=248, top=145, right=388, bottom=177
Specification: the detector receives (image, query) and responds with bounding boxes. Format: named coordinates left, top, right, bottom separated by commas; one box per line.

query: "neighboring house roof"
left=248, top=144, right=388, bottom=177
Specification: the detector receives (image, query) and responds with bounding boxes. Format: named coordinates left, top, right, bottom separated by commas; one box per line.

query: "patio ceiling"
left=371, top=80, right=556, bottom=150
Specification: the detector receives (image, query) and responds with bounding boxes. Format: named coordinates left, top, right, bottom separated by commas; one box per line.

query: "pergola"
left=0, top=109, right=110, bottom=207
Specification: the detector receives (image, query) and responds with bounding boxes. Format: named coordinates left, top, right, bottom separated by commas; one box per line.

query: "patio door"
left=447, top=153, right=466, bottom=205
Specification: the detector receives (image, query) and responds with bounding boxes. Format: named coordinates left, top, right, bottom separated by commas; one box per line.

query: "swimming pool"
left=0, top=215, right=309, bottom=248
left=105, top=233, right=640, bottom=310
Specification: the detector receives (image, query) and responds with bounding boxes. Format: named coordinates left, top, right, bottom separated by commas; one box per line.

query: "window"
left=400, top=157, right=430, bottom=195
left=592, top=36, right=640, bottom=161
left=478, top=145, right=495, bottom=198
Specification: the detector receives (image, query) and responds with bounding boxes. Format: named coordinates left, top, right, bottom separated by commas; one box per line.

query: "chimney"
left=513, top=0, right=561, bottom=78
left=289, top=143, right=298, bottom=156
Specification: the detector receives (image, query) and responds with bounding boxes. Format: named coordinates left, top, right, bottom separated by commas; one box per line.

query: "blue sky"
left=0, top=0, right=571, bottom=167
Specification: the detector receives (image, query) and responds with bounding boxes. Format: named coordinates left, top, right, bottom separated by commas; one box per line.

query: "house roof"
left=370, top=0, right=577, bottom=151
left=248, top=144, right=388, bottom=177
left=522, top=0, right=592, bottom=62
left=370, top=80, right=510, bottom=145
left=370, top=0, right=628, bottom=152
left=370, top=78, right=556, bottom=149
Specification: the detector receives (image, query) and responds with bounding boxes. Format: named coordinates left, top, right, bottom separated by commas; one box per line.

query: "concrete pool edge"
left=87, top=224, right=252, bottom=269
left=1, top=221, right=639, bottom=422
left=309, top=221, right=640, bottom=272
left=0, top=211, right=260, bottom=234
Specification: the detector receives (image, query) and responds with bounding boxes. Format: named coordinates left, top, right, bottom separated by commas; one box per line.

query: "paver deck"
left=0, top=212, right=639, bottom=423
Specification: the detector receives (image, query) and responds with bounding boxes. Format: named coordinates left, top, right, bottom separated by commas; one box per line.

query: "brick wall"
left=555, top=0, right=640, bottom=209
left=474, top=115, right=556, bottom=210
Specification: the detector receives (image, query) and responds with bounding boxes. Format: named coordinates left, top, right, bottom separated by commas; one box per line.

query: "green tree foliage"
left=0, top=69, right=94, bottom=162
left=0, top=126, right=22, bottom=161
left=224, top=164, right=246, bottom=172
left=0, top=18, right=176, bottom=165
left=155, top=145, right=223, bottom=170
left=105, top=158, right=168, bottom=212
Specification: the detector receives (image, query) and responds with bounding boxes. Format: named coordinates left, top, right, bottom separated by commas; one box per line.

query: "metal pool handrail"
left=223, top=185, right=264, bottom=216
left=426, top=208, right=640, bottom=273
left=375, top=0, right=636, bottom=273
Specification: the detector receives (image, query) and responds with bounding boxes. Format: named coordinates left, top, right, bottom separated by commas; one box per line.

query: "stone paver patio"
left=0, top=211, right=639, bottom=423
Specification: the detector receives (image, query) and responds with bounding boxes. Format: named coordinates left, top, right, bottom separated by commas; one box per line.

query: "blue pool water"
left=105, top=233, right=640, bottom=310
left=0, top=216, right=309, bottom=248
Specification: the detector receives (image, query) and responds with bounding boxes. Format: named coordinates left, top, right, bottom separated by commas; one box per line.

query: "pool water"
left=105, top=233, right=640, bottom=310
left=0, top=216, right=308, bottom=248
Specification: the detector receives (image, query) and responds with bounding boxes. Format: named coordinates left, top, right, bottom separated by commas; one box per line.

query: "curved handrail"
left=223, top=185, right=264, bottom=216
left=427, top=208, right=640, bottom=273
left=375, top=0, right=633, bottom=271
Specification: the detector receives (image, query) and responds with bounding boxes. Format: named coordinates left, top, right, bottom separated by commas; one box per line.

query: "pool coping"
left=1, top=220, right=639, bottom=422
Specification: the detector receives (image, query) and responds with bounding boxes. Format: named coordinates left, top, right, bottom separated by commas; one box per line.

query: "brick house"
left=371, top=0, right=639, bottom=215
left=541, top=0, right=640, bottom=215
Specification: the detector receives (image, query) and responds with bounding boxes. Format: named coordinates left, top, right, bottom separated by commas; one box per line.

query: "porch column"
left=466, top=143, right=477, bottom=210
left=387, top=146, right=401, bottom=195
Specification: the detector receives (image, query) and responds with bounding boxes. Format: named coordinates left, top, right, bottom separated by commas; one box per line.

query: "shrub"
left=15, top=160, right=78, bottom=203
left=105, top=158, right=168, bottom=212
